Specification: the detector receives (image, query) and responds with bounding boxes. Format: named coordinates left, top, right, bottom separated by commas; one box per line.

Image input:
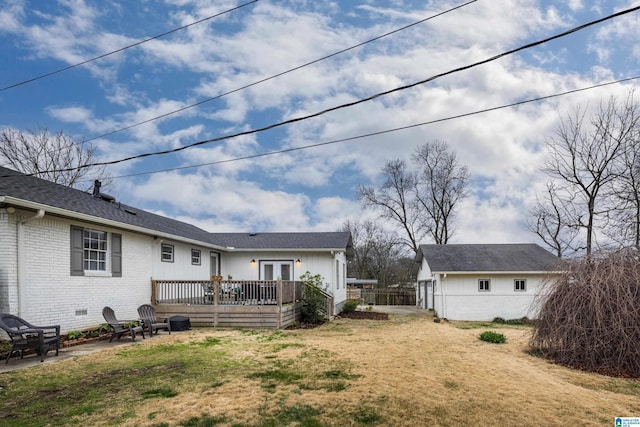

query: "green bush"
left=479, top=331, right=506, bottom=344
left=342, top=300, right=358, bottom=313
left=300, top=271, right=329, bottom=324
left=492, top=317, right=506, bottom=324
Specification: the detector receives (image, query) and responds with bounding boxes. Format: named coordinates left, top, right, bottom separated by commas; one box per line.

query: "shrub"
left=530, top=249, right=640, bottom=377
left=492, top=317, right=506, bottom=324
left=300, top=271, right=329, bottom=324
left=479, top=331, right=506, bottom=344
left=342, top=300, right=358, bottom=313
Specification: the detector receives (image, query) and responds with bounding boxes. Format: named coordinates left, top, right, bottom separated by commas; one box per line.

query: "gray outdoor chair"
left=137, top=304, right=170, bottom=336
left=0, top=313, right=60, bottom=364
left=102, top=306, right=145, bottom=342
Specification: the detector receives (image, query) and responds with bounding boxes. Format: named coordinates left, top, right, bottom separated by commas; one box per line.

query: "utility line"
left=83, top=75, right=640, bottom=181
left=0, top=0, right=259, bottom=92
left=12, top=4, right=640, bottom=177
left=81, top=0, right=478, bottom=144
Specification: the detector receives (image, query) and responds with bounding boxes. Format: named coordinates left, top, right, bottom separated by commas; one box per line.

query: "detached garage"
left=415, top=244, right=560, bottom=321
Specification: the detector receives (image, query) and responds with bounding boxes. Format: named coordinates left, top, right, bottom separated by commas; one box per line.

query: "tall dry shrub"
left=530, top=249, right=640, bottom=377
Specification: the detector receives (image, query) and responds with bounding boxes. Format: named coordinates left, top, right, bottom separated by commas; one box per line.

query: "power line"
left=85, top=75, right=640, bottom=181
left=81, top=0, right=479, bottom=144
left=9, top=4, right=640, bottom=179
left=0, top=0, right=259, bottom=92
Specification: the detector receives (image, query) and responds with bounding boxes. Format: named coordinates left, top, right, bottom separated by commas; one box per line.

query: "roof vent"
left=249, top=233, right=258, bottom=236
left=100, top=193, right=116, bottom=203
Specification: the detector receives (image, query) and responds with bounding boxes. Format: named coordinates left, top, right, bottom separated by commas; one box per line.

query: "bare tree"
left=358, top=160, right=424, bottom=254
left=607, top=94, right=640, bottom=248
left=358, top=142, right=469, bottom=252
left=527, top=181, right=581, bottom=258
left=412, top=140, right=469, bottom=244
left=341, top=219, right=412, bottom=286
left=541, top=96, right=638, bottom=256
left=0, top=126, right=109, bottom=190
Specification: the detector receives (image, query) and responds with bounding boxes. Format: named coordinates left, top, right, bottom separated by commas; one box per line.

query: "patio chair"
left=102, top=307, right=145, bottom=342
left=0, top=313, right=60, bottom=364
left=137, top=304, right=170, bottom=336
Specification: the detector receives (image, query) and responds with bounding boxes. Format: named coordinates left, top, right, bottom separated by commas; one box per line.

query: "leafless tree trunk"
left=412, top=140, right=469, bottom=244
left=0, top=126, right=109, bottom=190
left=541, top=95, right=637, bottom=256
left=358, top=160, right=424, bottom=254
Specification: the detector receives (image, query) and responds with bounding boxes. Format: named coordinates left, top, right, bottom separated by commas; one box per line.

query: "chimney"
left=92, top=180, right=102, bottom=198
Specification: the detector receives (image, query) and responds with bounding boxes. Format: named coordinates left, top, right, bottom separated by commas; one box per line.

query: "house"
left=415, top=244, right=559, bottom=321
left=0, top=166, right=352, bottom=332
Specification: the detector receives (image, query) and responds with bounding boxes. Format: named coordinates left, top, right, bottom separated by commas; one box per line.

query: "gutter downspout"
left=441, top=273, right=447, bottom=320
left=17, top=209, right=45, bottom=316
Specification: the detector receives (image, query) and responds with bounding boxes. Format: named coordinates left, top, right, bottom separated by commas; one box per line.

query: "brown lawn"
left=2, top=311, right=639, bottom=426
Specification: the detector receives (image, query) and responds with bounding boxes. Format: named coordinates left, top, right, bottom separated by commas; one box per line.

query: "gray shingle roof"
left=0, top=167, right=352, bottom=252
left=0, top=166, right=216, bottom=244
left=417, top=243, right=559, bottom=273
left=209, top=232, right=352, bottom=251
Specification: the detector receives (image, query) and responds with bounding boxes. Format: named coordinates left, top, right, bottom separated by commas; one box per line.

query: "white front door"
left=261, top=261, right=293, bottom=280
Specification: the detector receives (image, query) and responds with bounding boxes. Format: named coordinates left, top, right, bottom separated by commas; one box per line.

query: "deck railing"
left=151, top=279, right=303, bottom=306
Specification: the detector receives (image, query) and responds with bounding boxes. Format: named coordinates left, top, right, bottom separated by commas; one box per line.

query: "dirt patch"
left=287, top=310, right=389, bottom=329
left=336, top=311, right=389, bottom=320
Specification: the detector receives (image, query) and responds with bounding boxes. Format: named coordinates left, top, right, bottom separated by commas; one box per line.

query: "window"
left=70, top=226, right=121, bottom=277
left=514, top=279, right=527, bottom=292
left=161, top=243, right=174, bottom=262
left=336, top=260, right=340, bottom=289
left=191, top=249, right=201, bottom=265
left=478, top=279, right=491, bottom=292
left=84, top=229, right=108, bottom=271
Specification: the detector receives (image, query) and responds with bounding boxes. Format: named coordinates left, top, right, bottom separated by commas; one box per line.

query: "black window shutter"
left=70, top=225, right=84, bottom=276
left=112, top=233, right=122, bottom=277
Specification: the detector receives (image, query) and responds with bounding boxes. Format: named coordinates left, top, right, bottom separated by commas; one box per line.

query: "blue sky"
left=1, top=0, right=639, bottom=246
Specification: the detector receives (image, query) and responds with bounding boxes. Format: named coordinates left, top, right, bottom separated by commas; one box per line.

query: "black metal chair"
left=102, top=307, right=145, bottom=342
left=0, top=313, right=60, bottom=364
left=137, top=304, right=170, bottom=336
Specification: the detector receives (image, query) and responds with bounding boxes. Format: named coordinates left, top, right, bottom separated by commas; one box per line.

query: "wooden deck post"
left=277, top=278, right=283, bottom=329
left=151, top=280, right=157, bottom=304
left=213, top=280, right=219, bottom=327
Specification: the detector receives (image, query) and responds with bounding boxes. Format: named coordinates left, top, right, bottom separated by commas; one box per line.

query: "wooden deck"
left=151, top=279, right=304, bottom=329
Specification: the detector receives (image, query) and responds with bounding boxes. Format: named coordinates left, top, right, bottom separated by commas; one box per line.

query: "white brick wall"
left=18, top=215, right=153, bottom=332
left=0, top=210, right=18, bottom=313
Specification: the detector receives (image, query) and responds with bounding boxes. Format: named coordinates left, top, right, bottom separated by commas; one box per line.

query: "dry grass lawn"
left=1, top=311, right=639, bottom=426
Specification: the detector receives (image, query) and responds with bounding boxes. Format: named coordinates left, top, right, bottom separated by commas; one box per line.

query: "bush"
left=530, top=249, right=640, bottom=377
left=492, top=317, right=506, bottom=324
left=479, top=331, right=506, bottom=344
left=342, top=300, right=358, bottom=313
left=300, top=271, right=329, bottom=324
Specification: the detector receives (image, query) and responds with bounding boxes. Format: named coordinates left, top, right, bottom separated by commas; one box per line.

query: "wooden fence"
left=348, top=287, right=416, bottom=306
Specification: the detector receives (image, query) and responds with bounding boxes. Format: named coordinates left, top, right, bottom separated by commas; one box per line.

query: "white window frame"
left=161, top=243, right=174, bottom=263
left=514, top=279, right=527, bottom=292
left=83, top=229, right=108, bottom=272
left=191, top=249, right=201, bottom=265
left=478, top=279, right=491, bottom=292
